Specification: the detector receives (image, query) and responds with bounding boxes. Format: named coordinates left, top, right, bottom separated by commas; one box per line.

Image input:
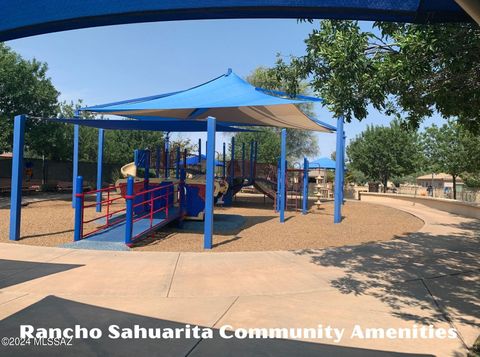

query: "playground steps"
left=286, top=191, right=300, bottom=211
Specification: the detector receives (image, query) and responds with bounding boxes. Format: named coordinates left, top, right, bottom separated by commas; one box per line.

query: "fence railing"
left=74, top=184, right=128, bottom=240
left=74, top=176, right=184, bottom=244
left=356, top=184, right=480, bottom=204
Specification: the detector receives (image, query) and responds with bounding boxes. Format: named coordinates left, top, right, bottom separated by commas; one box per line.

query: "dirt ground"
left=0, top=193, right=424, bottom=251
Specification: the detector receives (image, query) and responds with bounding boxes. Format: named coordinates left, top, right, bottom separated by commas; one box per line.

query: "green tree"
left=57, top=101, right=171, bottom=165
left=231, top=128, right=280, bottom=164
left=347, top=120, right=422, bottom=192
left=0, top=43, right=60, bottom=154
left=272, top=20, right=480, bottom=132
left=233, top=67, right=319, bottom=164
left=422, top=121, right=480, bottom=199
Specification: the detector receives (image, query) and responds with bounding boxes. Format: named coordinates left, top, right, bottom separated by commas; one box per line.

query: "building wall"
left=0, top=158, right=122, bottom=189
left=360, top=192, right=480, bottom=219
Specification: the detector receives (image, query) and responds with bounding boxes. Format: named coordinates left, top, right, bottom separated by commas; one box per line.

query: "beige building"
left=416, top=173, right=464, bottom=190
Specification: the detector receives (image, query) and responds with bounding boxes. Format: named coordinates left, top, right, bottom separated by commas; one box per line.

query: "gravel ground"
left=0, top=193, right=424, bottom=251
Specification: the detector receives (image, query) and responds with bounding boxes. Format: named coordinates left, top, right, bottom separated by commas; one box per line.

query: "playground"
left=6, top=70, right=353, bottom=251
left=1, top=2, right=479, bottom=356
left=0, top=195, right=424, bottom=251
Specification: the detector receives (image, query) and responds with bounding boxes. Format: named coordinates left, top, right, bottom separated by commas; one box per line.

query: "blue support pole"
left=241, top=142, right=245, bottom=179
left=223, top=136, right=235, bottom=207
left=254, top=141, right=258, bottom=178
left=144, top=150, right=150, bottom=212
left=175, top=146, right=180, bottom=179
left=95, top=128, right=104, bottom=212
left=204, top=117, right=216, bottom=249
left=155, top=145, right=161, bottom=178
left=276, top=164, right=281, bottom=212
left=341, top=130, right=346, bottom=205
left=334, top=116, right=345, bottom=223
left=125, top=176, right=134, bottom=245
left=249, top=141, right=254, bottom=182
left=73, top=176, right=84, bottom=241
left=222, top=142, right=226, bottom=179
left=279, top=129, right=287, bottom=223
left=230, top=136, right=235, bottom=181
left=71, top=112, right=80, bottom=208
left=165, top=133, right=170, bottom=179
left=9, top=114, right=26, bottom=241
left=179, top=168, right=186, bottom=218
left=302, top=158, right=309, bottom=215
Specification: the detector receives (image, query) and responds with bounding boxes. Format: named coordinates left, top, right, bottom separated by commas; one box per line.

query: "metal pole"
left=334, top=116, right=345, bottom=223
left=222, top=142, right=226, bottom=179
left=280, top=129, right=286, bottom=223
left=125, top=176, right=134, bottom=245
left=144, top=150, right=150, bottom=212
left=204, top=117, right=216, bottom=249
left=198, top=138, right=202, bottom=163
left=242, top=142, right=245, bottom=179
left=302, top=157, right=309, bottom=215
left=230, top=136, right=235, bottom=181
left=96, top=128, right=104, bottom=212
left=176, top=146, right=180, bottom=179
left=276, top=163, right=281, bottom=212
left=341, top=130, right=346, bottom=205
left=72, top=111, right=80, bottom=208
left=254, top=141, right=258, bottom=178
left=73, top=176, right=84, bottom=241
left=155, top=145, right=161, bottom=178
left=249, top=140, right=254, bottom=182
left=9, top=114, right=26, bottom=241
left=165, top=133, right=170, bottom=179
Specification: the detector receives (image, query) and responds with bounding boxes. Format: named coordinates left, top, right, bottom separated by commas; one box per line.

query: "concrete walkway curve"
left=0, top=197, right=478, bottom=356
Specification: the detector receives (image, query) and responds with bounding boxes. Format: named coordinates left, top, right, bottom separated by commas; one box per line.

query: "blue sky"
left=7, top=19, right=441, bottom=161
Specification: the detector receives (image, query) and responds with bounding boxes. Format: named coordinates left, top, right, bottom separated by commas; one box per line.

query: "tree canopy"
left=0, top=43, right=60, bottom=155
left=346, top=120, right=423, bottom=191
left=0, top=44, right=175, bottom=165
left=233, top=67, right=320, bottom=164
left=271, top=20, right=480, bottom=132
left=422, top=121, right=480, bottom=198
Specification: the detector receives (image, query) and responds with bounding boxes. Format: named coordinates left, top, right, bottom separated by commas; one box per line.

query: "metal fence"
left=393, top=186, right=480, bottom=204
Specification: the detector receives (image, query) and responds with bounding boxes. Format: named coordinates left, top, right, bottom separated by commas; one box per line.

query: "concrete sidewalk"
left=0, top=197, right=478, bottom=356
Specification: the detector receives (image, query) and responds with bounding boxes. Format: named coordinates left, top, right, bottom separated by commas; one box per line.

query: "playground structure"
left=73, top=132, right=336, bottom=247
left=2, top=0, right=475, bottom=253
left=8, top=70, right=343, bottom=250
left=72, top=134, right=263, bottom=246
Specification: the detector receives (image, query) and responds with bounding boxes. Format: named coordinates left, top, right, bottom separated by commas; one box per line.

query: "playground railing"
left=79, top=184, right=128, bottom=239
left=130, top=183, right=175, bottom=228
left=125, top=181, right=184, bottom=245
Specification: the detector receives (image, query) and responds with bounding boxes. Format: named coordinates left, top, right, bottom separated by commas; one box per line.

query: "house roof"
left=416, top=173, right=464, bottom=182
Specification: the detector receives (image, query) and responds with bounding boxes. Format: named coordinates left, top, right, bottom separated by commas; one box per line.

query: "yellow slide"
left=121, top=162, right=137, bottom=177
left=116, top=162, right=229, bottom=198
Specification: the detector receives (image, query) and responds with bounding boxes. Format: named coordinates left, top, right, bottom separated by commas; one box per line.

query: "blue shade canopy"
left=309, top=157, right=336, bottom=170
left=48, top=118, right=253, bottom=132
left=0, top=1, right=471, bottom=42
left=82, top=70, right=335, bottom=132
left=180, top=155, right=224, bottom=167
